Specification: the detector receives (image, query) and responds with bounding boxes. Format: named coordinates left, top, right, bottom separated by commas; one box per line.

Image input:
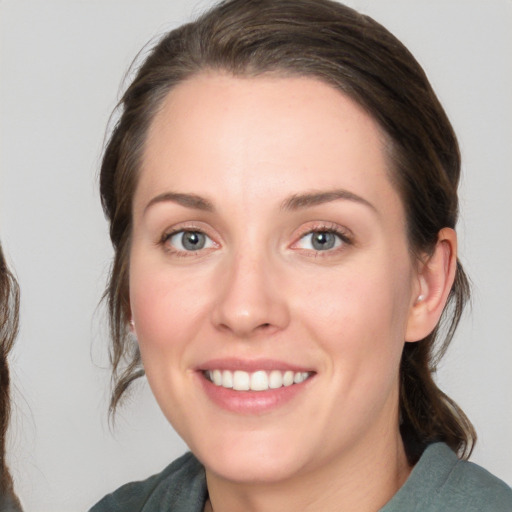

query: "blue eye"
left=166, top=231, right=214, bottom=252
left=297, top=230, right=344, bottom=251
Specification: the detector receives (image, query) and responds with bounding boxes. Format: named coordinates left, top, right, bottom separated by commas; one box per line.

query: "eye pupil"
left=312, top=231, right=335, bottom=250
left=182, top=231, right=206, bottom=250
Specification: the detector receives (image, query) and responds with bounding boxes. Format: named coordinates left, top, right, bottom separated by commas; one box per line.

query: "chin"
left=205, top=452, right=305, bottom=484
left=190, top=428, right=310, bottom=484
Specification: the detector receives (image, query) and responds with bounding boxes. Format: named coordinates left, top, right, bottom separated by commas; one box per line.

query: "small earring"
left=416, top=294, right=425, bottom=303
left=129, top=319, right=135, bottom=328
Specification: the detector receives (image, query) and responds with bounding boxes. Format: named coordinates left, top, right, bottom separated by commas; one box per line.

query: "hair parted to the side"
left=0, top=244, right=23, bottom=510
left=100, top=0, right=475, bottom=462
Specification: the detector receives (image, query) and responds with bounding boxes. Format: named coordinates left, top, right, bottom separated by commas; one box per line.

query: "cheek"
left=129, top=259, right=209, bottom=358
left=297, top=257, right=412, bottom=371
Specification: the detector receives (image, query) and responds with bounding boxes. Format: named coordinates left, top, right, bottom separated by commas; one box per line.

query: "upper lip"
left=197, top=358, right=314, bottom=373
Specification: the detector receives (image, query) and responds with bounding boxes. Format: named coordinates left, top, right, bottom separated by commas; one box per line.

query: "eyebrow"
left=144, top=188, right=376, bottom=215
left=144, top=192, right=215, bottom=214
left=281, top=189, right=377, bottom=212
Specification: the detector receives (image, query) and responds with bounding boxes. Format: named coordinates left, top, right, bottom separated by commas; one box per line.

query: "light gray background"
left=0, top=1, right=511, bottom=510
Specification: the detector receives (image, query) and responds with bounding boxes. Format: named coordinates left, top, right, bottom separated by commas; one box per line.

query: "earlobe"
left=405, top=228, right=458, bottom=342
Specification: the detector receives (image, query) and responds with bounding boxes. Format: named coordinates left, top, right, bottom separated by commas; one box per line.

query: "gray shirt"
left=90, top=443, right=512, bottom=511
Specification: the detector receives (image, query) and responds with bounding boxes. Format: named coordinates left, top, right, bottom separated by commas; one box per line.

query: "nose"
left=211, top=251, right=290, bottom=338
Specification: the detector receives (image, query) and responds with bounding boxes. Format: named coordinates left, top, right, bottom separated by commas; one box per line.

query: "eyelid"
left=158, top=222, right=220, bottom=256
left=290, top=221, right=353, bottom=251
left=158, top=220, right=216, bottom=240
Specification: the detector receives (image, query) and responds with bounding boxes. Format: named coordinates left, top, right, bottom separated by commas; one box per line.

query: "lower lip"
left=198, top=372, right=313, bottom=414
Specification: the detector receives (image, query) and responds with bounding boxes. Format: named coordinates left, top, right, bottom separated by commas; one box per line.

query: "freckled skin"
left=129, top=73, right=422, bottom=511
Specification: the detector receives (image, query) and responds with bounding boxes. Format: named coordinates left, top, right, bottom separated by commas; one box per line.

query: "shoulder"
left=88, top=452, right=207, bottom=512
left=441, top=451, right=512, bottom=510
left=381, top=443, right=512, bottom=512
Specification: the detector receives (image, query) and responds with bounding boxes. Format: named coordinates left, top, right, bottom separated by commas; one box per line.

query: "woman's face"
left=129, top=73, right=420, bottom=483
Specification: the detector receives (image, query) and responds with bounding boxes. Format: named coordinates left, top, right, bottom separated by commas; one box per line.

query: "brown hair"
left=100, top=0, right=475, bottom=463
left=0, top=244, right=22, bottom=509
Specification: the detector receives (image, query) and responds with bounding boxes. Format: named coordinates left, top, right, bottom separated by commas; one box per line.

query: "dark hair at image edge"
left=0, top=244, right=22, bottom=509
left=100, top=0, right=475, bottom=463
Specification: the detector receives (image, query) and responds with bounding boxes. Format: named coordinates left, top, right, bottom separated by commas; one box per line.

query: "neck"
left=205, top=427, right=411, bottom=512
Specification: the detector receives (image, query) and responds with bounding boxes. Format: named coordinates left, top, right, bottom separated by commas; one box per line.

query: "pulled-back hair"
left=100, top=0, right=474, bottom=463
left=0, top=244, right=22, bottom=510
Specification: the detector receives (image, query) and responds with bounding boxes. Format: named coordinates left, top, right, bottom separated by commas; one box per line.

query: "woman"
left=0, top=245, right=23, bottom=511
left=90, top=0, right=512, bottom=510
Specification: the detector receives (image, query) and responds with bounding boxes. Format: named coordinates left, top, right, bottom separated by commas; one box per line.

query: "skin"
left=129, top=73, right=457, bottom=512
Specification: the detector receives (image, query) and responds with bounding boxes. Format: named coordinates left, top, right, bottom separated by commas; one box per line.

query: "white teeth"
left=283, top=371, right=294, bottom=387
left=233, top=370, right=250, bottom=391
left=212, top=369, right=222, bottom=386
left=294, top=372, right=309, bottom=384
left=222, top=369, right=233, bottom=388
left=206, top=369, right=311, bottom=391
left=268, top=370, right=283, bottom=389
left=250, top=371, right=268, bottom=391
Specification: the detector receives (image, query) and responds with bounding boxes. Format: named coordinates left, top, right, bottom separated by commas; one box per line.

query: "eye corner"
left=291, top=222, right=354, bottom=254
left=159, top=225, right=219, bottom=257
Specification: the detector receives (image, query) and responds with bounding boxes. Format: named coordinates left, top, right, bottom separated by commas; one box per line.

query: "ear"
left=125, top=300, right=136, bottom=334
left=127, top=305, right=136, bottom=334
left=405, top=228, right=458, bottom=342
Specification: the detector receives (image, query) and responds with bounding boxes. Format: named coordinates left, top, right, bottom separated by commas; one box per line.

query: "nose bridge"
left=212, top=241, right=289, bottom=337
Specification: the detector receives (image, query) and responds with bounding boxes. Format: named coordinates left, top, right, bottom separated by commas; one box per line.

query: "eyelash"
left=292, top=223, right=353, bottom=255
left=158, top=222, right=353, bottom=257
left=159, top=226, right=217, bottom=257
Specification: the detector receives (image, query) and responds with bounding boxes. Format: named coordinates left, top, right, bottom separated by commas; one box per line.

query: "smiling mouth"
left=203, top=369, right=313, bottom=391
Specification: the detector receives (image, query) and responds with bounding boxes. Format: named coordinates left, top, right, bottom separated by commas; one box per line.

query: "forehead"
left=137, top=72, right=402, bottom=221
